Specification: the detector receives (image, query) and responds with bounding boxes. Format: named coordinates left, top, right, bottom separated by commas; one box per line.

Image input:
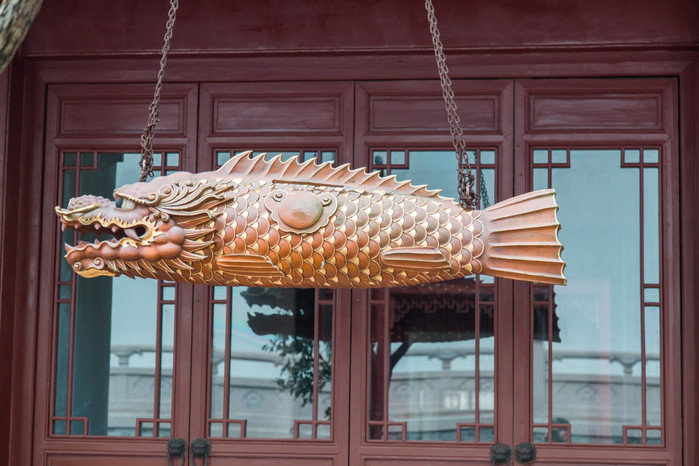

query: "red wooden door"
left=511, top=78, right=682, bottom=465
left=34, top=82, right=200, bottom=465
left=348, top=79, right=516, bottom=465
left=186, top=82, right=356, bottom=465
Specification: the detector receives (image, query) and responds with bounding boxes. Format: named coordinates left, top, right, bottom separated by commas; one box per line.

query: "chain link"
left=139, top=0, right=179, bottom=182
left=424, top=0, right=487, bottom=210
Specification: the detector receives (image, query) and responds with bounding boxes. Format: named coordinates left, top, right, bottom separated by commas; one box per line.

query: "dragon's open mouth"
left=58, top=213, right=153, bottom=253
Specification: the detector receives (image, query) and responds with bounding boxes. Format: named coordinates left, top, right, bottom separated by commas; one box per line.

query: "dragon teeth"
left=111, top=225, right=119, bottom=233
left=124, top=228, right=140, bottom=241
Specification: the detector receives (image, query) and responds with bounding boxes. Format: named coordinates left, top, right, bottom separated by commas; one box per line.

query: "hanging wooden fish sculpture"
left=55, top=151, right=566, bottom=287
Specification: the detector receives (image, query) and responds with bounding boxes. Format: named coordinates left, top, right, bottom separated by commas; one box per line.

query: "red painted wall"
left=21, top=0, right=699, bottom=57
left=0, top=67, right=8, bottom=466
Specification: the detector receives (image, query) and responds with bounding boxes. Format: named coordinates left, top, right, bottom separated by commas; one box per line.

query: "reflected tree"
left=245, top=289, right=332, bottom=418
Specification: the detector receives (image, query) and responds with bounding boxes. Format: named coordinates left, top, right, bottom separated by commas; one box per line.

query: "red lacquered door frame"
left=512, top=78, right=683, bottom=465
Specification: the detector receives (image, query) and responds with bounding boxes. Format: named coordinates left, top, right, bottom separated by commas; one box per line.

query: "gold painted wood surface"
left=55, top=151, right=566, bottom=287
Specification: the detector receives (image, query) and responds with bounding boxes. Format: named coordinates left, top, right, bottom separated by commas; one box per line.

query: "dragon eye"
left=115, top=197, right=123, bottom=208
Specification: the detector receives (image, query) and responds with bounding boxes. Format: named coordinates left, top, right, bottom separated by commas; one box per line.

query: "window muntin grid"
left=366, top=149, right=498, bottom=443
left=530, top=148, right=663, bottom=446
left=52, top=151, right=181, bottom=437
left=208, top=287, right=335, bottom=440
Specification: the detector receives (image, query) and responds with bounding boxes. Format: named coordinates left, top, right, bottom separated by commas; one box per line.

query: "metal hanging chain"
left=424, top=0, right=485, bottom=210
left=139, top=0, right=179, bottom=182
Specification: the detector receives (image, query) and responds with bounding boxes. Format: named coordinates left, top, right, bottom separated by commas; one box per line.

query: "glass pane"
left=373, top=150, right=388, bottom=165
left=59, top=285, right=71, bottom=300
left=390, top=151, right=458, bottom=199
left=54, top=303, right=71, bottom=418
left=645, top=306, right=661, bottom=426
left=386, top=151, right=442, bottom=201
left=166, top=152, right=179, bottom=166
left=532, top=149, right=663, bottom=445
left=159, top=303, right=175, bottom=419
left=210, top=288, right=334, bottom=439
left=370, top=278, right=495, bottom=442
left=217, top=151, right=232, bottom=167
left=63, top=152, right=77, bottom=167
left=479, top=426, right=494, bottom=442
left=532, top=286, right=550, bottom=425
left=390, top=150, right=406, bottom=165
left=644, top=288, right=660, bottom=303
left=643, top=149, right=659, bottom=164
left=54, top=153, right=174, bottom=436
left=647, top=428, right=662, bottom=445
left=551, top=149, right=567, bottom=164
left=80, top=152, right=94, bottom=167
left=643, top=168, right=660, bottom=284
left=317, top=423, right=331, bottom=440
left=533, top=168, right=548, bottom=191
left=480, top=150, right=495, bottom=165
left=210, top=302, right=227, bottom=421
left=213, top=286, right=227, bottom=301
left=533, top=426, right=548, bottom=443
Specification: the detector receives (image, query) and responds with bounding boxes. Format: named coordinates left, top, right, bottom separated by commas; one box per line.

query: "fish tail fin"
left=478, top=189, right=566, bottom=285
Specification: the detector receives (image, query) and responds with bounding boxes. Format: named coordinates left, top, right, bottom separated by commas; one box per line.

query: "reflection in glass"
left=54, top=153, right=175, bottom=437
left=532, top=149, right=662, bottom=445
left=369, top=279, right=496, bottom=442
left=209, top=288, right=333, bottom=439
left=367, top=149, right=498, bottom=442
left=388, top=150, right=495, bottom=210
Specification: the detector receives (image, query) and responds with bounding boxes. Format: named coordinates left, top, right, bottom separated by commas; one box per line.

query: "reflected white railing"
left=110, top=344, right=660, bottom=373
left=107, top=344, right=661, bottom=440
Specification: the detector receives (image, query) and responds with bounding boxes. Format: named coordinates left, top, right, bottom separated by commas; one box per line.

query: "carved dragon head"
left=55, top=170, right=230, bottom=280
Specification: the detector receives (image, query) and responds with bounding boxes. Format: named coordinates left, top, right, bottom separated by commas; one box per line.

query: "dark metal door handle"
left=190, top=438, right=212, bottom=466
left=166, top=438, right=186, bottom=466
left=490, top=443, right=512, bottom=465
left=514, top=442, right=536, bottom=464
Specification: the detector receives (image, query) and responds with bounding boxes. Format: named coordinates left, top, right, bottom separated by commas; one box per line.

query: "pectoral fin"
left=216, top=254, right=284, bottom=277
left=379, top=247, right=451, bottom=271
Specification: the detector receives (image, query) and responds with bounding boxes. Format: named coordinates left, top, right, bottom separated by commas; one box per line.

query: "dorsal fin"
left=215, top=151, right=443, bottom=198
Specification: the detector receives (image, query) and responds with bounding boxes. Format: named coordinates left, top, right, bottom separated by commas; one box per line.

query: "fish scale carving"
left=55, top=151, right=565, bottom=287
left=181, top=181, right=482, bottom=288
